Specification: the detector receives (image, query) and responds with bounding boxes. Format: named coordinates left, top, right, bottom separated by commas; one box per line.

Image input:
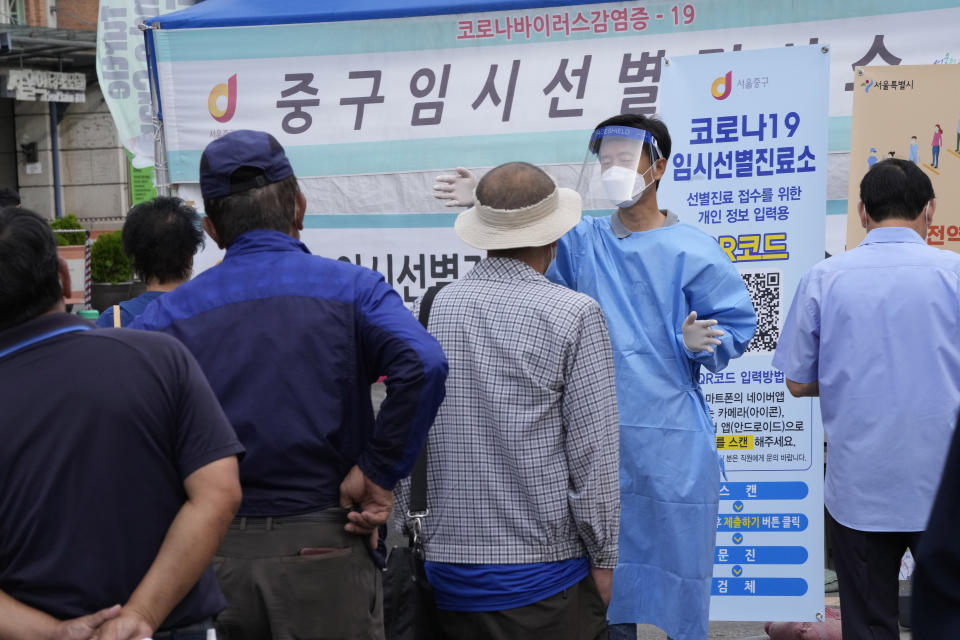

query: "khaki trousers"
left=213, top=508, right=383, bottom=640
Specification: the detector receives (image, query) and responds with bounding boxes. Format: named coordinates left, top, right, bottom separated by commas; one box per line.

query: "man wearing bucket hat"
left=400, top=161, right=620, bottom=639
left=132, top=130, right=448, bottom=640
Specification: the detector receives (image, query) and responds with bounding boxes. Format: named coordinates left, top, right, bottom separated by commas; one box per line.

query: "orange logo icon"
left=711, top=71, right=732, bottom=100
left=208, top=74, right=237, bottom=123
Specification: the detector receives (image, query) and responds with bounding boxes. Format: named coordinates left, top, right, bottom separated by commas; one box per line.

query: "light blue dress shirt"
left=773, top=227, right=960, bottom=531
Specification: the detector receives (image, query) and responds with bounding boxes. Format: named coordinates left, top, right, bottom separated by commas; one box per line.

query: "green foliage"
left=90, top=231, right=132, bottom=284
left=49, top=214, right=87, bottom=246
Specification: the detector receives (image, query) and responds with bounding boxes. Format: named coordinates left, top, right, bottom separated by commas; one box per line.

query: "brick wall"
left=23, top=0, right=48, bottom=27
left=55, top=0, right=98, bottom=30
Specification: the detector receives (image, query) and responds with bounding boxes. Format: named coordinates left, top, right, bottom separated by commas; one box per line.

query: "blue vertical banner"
left=658, top=45, right=828, bottom=622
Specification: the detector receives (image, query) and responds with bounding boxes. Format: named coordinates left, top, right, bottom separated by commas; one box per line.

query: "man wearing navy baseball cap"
left=132, top=130, right=448, bottom=640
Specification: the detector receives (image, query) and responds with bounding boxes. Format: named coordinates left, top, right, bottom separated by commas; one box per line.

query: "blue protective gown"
left=547, top=212, right=756, bottom=640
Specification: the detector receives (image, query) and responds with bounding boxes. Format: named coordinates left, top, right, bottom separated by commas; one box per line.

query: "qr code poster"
left=659, top=46, right=827, bottom=622
left=740, top=270, right=781, bottom=354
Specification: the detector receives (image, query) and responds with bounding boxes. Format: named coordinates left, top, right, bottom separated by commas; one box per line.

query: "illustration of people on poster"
left=658, top=44, right=829, bottom=622
left=847, top=64, right=960, bottom=251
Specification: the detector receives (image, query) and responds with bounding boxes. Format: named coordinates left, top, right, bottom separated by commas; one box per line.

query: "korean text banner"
left=846, top=63, right=960, bottom=252
left=151, top=0, right=960, bottom=242
left=658, top=45, right=828, bottom=622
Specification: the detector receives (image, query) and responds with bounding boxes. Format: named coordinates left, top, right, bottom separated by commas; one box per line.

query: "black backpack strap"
left=408, top=282, right=449, bottom=521
left=416, top=281, right=449, bottom=328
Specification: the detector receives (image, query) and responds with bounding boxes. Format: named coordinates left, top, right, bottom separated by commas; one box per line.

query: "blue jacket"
left=132, top=230, right=448, bottom=516
left=95, top=290, right=164, bottom=328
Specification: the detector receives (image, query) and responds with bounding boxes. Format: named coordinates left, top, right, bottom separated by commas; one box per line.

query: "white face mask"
left=600, top=164, right=654, bottom=208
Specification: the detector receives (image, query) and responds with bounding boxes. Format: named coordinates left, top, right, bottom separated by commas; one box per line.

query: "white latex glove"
left=432, top=167, right=477, bottom=207
left=681, top=311, right=724, bottom=353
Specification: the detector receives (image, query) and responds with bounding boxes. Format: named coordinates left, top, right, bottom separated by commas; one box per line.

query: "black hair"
left=475, top=161, right=555, bottom=210
left=203, top=169, right=300, bottom=248
left=860, top=158, right=935, bottom=222
left=122, top=196, right=204, bottom=284
left=590, top=113, right=672, bottom=188
left=0, top=187, right=20, bottom=208
left=0, top=207, right=62, bottom=330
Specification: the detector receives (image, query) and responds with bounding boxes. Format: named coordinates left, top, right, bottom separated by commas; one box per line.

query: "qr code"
left=740, top=270, right=781, bottom=353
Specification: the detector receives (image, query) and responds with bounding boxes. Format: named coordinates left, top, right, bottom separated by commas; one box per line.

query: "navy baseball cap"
left=199, top=130, right=294, bottom=199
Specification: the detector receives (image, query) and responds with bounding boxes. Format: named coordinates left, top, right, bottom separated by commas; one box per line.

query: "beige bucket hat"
left=454, top=184, right=582, bottom=250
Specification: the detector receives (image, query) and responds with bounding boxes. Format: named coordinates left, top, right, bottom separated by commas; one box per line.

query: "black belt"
left=153, top=618, right=214, bottom=638
left=229, top=507, right=349, bottom=530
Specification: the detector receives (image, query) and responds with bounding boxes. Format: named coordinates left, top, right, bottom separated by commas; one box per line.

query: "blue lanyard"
left=0, top=324, right=91, bottom=360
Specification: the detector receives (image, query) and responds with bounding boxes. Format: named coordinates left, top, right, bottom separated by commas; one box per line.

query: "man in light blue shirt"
left=773, top=158, right=960, bottom=640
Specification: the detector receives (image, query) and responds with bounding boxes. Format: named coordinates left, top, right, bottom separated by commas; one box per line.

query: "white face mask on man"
left=600, top=163, right=655, bottom=209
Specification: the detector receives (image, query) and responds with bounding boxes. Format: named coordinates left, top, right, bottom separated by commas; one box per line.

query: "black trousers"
left=828, top=510, right=921, bottom=640
left=435, top=574, right=608, bottom=640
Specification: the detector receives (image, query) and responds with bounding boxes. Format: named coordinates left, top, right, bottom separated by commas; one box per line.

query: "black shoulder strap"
left=409, top=282, right=449, bottom=514
left=417, top=281, right=448, bottom=328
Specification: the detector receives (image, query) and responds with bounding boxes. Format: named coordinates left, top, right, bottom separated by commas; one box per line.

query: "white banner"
left=154, top=1, right=960, bottom=263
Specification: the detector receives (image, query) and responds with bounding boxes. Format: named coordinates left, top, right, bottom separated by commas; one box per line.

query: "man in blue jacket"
left=132, top=130, right=448, bottom=640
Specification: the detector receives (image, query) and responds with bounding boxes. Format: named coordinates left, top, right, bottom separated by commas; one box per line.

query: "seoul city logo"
left=711, top=71, right=733, bottom=100
left=861, top=79, right=874, bottom=93
left=208, top=74, right=237, bottom=123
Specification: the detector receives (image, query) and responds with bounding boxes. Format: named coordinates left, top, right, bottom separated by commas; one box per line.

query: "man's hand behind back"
left=89, top=607, right=151, bottom=640
left=51, top=605, right=121, bottom=640
left=339, top=465, right=393, bottom=547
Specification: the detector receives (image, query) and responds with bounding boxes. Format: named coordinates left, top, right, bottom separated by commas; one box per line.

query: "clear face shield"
left=576, top=126, right=661, bottom=209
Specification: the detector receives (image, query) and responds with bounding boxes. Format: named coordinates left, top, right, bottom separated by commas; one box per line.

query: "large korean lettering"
left=618, top=50, right=665, bottom=115
left=543, top=56, right=592, bottom=118
left=410, top=65, right=452, bottom=126
left=340, top=70, right=385, bottom=130
left=472, top=60, right=521, bottom=122
left=276, top=73, right=319, bottom=135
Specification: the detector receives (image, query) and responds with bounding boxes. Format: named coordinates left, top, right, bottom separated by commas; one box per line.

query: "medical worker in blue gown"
left=432, top=113, right=756, bottom=640
left=553, top=114, right=756, bottom=640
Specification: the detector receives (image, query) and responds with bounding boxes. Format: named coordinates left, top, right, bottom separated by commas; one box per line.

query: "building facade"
left=1, top=0, right=128, bottom=227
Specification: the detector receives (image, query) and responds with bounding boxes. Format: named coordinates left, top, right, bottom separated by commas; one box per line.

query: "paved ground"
left=635, top=622, right=767, bottom=639
left=633, top=617, right=911, bottom=639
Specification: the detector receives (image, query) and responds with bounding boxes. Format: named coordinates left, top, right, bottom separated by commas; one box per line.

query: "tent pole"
left=143, top=23, right=170, bottom=197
